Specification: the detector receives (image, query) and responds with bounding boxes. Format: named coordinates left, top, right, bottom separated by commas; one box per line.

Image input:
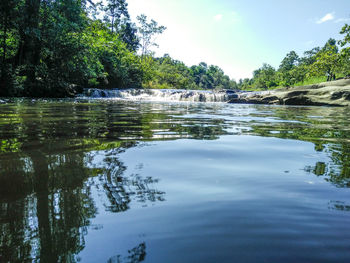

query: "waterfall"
left=78, top=88, right=238, bottom=102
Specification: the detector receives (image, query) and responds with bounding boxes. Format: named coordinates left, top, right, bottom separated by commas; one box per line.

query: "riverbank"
left=230, top=79, right=350, bottom=106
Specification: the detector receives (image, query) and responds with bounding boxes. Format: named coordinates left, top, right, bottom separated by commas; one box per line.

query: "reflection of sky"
left=80, top=135, right=350, bottom=262
left=2, top=100, right=350, bottom=262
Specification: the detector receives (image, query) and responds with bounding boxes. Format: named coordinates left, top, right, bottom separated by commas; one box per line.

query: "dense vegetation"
left=0, top=0, right=349, bottom=97
left=237, top=28, right=350, bottom=90
left=0, top=0, right=236, bottom=97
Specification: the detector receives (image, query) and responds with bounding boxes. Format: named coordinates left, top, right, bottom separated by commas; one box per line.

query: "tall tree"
left=322, top=38, right=338, bottom=53
left=300, top=47, right=321, bottom=66
left=309, top=44, right=339, bottom=80
left=253, top=63, right=277, bottom=89
left=137, top=14, right=166, bottom=57
left=0, top=0, right=21, bottom=95
left=103, top=0, right=138, bottom=51
left=103, top=0, right=129, bottom=33
left=118, top=18, right=139, bottom=51
left=338, top=24, right=350, bottom=76
left=279, top=51, right=299, bottom=72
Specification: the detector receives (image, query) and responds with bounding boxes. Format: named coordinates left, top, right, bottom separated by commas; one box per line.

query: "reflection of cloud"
left=214, top=14, right=223, bottom=21
left=316, top=13, right=335, bottom=24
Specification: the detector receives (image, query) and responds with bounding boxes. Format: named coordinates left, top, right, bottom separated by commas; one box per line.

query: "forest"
left=238, top=33, right=350, bottom=90
left=0, top=0, right=349, bottom=97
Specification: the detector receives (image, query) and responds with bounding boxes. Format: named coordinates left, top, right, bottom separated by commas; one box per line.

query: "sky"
left=126, top=0, right=350, bottom=80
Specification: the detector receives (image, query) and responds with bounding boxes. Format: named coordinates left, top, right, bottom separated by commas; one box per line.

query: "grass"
left=294, top=76, right=327, bottom=87
left=241, top=76, right=331, bottom=92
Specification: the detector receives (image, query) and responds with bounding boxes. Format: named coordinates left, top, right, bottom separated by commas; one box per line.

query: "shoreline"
left=229, top=79, right=350, bottom=107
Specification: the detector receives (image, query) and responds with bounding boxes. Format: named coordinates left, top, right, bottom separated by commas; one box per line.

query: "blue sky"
left=127, top=0, right=350, bottom=80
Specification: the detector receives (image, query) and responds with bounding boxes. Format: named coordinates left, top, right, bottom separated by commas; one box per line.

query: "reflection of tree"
left=0, top=100, right=170, bottom=262
left=0, top=140, right=164, bottom=262
left=0, top=149, right=97, bottom=263
left=3, top=98, right=349, bottom=261
left=99, top=149, right=165, bottom=213
left=328, top=201, right=350, bottom=212
left=0, top=198, right=33, bottom=263
left=248, top=106, right=350, bottom=188
left=107, top=242, right=146, bottom=263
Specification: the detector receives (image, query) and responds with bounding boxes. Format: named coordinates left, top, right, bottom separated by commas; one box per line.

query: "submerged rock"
left=229, top=79, right=350, bottom=106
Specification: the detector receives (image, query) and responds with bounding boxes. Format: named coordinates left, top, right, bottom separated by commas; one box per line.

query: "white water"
left=79, top=88, right=237, bottom=102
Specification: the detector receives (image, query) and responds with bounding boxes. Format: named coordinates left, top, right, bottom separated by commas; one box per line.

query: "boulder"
left=229, top=79, right=350, bottom=106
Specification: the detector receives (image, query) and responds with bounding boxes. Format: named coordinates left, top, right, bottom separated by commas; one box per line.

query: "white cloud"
left=305, top=40, right=314, bottom=46
left=316, top=13, right=335, bottom=24
left=214, top=14, right=223, bottom=21
left=231, top=11, right=240, bottom=23
left=335, top=17, right=350, bottom=23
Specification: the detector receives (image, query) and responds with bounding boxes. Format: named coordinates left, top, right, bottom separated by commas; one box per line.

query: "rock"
left=229, top=79, right=350, bottom=106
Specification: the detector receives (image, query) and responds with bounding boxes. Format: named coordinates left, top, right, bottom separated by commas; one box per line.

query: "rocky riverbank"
left=229, top=79, right=350, bottom=106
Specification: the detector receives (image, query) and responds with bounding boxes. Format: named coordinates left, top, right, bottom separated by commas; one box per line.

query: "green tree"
left=309, top=43, right=340, bottom=80
left=0, top=0, right=22, bottom=96
left=103, top=0, right=129, bottom=33
left=322, top=38, right=338, bottom=53
left=279, top=51, right=299, bottom=72
left=278, top=51, right=300, bottom=86
left=253, top=63, right=277, bottom=89
left=338, top=24, right=350, bottom=76
left=300, top=47, right=320, bottom=66
left=103, top=0, right=139, bottom=51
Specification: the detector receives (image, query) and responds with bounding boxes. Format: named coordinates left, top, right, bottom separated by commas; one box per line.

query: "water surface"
left=0, top=99, right=350, bottom=262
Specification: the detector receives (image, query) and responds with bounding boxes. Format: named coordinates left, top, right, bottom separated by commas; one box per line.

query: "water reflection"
left=107, top=243, right=146, bottom=263
left=328, top=200, right=350, bottom=212
left=95, top=148, right=165, bottom=213
left=0, top=100, right=174, bottom=262
left=244, top=106, right=350, bottom=188
left=0, top=144, right=161, bottom=262
left=0, top=99, right=350, bottom=262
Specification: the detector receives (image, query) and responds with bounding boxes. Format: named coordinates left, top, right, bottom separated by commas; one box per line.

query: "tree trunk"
left=15, top=0, right=41, bottom=70
left=1, top=14, right=7, bottom=65
left=0, top=14, right=8, bottom=96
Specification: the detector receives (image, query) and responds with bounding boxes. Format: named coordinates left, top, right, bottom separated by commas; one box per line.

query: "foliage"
left=338, top=24, right=350, bottom=77
left=137, top=14, right=166, bottom=57
left=103, top=0, right=139, bottom=51
left=144, top=55, right=237, bottom=90
left=0, top=0, right=238, bottom=97
left=237, top=27, right=350, bottom=90
left=308, top=44, right=340, bottom=79
left=1, top=0, right=350, bottom=96
left=279, top=51, right=299, bottom=72
left=252, top=63, right=278, bottom=90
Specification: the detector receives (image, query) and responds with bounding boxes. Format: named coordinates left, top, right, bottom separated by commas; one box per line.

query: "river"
left=0, top=98, right=350, bottom=262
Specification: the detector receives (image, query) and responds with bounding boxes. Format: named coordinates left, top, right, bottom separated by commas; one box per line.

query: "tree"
left=103, top=0, right=129, bottom=34
left=338, top=24, right=350, bottom=76
left=118, top=19, right=139, bottom=51
left=309, top=44, right=340, bottom=80
left=137, top=14, right=166, bottom=57
left=0, top=0, right=246, bottom=96
left=322, top=38, right=338, bottom=53
left=300, top=47, right=320, bottom=66
left=253, top=63, right=277, bottom=89
left=103, top=0, right=139, bottom=51
left=279, top=51, right=299, bottom=72
left=0, top=0, right=21, bottom=96
left=277, top=51, right=300, bottom=86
